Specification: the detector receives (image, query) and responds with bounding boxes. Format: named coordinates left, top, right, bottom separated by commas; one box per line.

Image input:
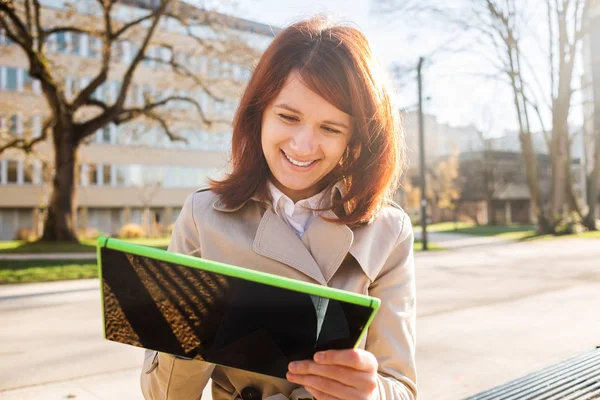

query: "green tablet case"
left=97, top=236, right=380, bottom=379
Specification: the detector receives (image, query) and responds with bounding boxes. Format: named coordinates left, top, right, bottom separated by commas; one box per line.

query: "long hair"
left=210, top=16, right=405, bottom=226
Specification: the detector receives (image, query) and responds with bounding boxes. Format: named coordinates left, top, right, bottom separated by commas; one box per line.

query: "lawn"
left=0, top=238, right=443, bottom=284
left=0, top=259, right=97, bottom=284
left=0, top=237, right=171, bottom=254
left=420, top=222, right=600, bottom=241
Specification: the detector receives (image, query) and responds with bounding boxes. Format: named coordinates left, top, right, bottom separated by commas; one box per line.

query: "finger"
left=287, top=373, right=362, bottom=400
left=303, top=385, right=344, bottom=400
left=314, top=349, right=378, bottom=372
left=288, top=361, right=374, bottom=391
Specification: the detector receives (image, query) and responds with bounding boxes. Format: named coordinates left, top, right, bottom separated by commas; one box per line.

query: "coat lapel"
left=301, top=210, right=354, bottom=283
left=252, top=208, right=328, bottom=285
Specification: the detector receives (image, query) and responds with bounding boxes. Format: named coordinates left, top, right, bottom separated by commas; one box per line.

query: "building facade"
left=0, top=0, right=278, bottom=240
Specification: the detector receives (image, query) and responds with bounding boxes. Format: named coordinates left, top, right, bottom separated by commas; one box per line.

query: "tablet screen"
left=100, top=247, right=375, bottom=378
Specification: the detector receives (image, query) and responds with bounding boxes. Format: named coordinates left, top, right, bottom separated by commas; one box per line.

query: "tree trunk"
left=550, top=107, right=569, bottom=220
left=40, top=125, right=79, bottom=242
left=584, top=126, right=600, bottom=230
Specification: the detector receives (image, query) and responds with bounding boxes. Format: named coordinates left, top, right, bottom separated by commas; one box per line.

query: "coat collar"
left=211, top=182, right=379, bottom=283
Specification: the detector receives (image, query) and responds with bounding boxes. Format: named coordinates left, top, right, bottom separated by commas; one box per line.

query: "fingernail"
left=287, top=372, right=297, bottom=381
left=315, top=352, right=324, bottom=362
left=288, top=362, right=298, bottom=372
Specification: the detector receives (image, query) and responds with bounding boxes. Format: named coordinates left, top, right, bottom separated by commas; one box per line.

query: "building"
left=0, top=0, right=278, bottom=240
left=456, top=151, right=586, bottom=225
left=401, top=110, right=483, bottom=169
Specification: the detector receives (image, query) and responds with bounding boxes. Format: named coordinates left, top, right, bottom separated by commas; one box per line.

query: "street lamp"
left=417, top=57, right=428, bottom=251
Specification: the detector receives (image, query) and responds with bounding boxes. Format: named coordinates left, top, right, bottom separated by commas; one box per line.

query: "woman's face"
left=261, top=71, right=353, bottom=203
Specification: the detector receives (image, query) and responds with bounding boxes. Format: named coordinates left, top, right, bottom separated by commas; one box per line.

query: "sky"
left=210, top=0, right=523, bottom=137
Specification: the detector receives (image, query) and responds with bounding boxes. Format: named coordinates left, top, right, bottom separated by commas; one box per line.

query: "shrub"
left=555, top=212, right=585, bottom=236
left=119, top=223, right=146, bottom=238
left=77, top=227, right=102, bottom=240
left=14, top=228, right=37, bottom=241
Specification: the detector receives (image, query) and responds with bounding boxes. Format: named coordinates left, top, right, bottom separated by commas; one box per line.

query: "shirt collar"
left=213, top=180, right=348, bottom=213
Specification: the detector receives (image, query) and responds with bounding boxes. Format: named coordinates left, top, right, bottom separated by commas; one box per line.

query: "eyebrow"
left=274, top=103, right=350, bottom=129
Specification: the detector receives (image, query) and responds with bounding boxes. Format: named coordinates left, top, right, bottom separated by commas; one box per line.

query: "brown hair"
left=210, top=16, right=405, bottom=226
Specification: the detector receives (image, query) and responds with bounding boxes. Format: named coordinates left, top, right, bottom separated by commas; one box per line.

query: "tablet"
left=97, top=236, right=380, bottom=379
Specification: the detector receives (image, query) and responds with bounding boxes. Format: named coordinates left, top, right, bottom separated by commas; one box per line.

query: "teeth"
left=284, top=152, right=315, bottom=167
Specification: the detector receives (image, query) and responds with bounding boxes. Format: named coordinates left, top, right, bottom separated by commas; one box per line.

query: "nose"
left=289, top=124, right=317, bottom=156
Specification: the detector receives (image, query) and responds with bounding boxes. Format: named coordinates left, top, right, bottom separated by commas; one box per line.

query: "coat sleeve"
left=140, top=192, right=216, bottom=400
left=366, top=213, right=417, bottom=400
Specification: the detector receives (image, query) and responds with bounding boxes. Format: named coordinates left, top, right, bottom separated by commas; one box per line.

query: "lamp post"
left=417, top=57, right=428, bottom=251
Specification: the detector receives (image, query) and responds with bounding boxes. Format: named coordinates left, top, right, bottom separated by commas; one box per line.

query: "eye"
left=278, top=114, right=298, bottom=122
left=322, top=126, right=342, bottom=134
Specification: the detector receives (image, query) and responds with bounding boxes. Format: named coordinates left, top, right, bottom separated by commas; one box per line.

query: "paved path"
left=414, top=229, right=514, bottom=250
left=0, top=238, right=599, bottom=399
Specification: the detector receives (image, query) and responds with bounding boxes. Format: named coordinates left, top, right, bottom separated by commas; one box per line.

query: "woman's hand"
left=286, top=348, right=378, bottom=400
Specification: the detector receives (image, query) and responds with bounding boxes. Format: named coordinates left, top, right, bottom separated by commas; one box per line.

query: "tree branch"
left=143, top=52, right=224, bottom=101
left=0, top=1, right=33, bottom=47
left=75, top=0, right=173, bottom=141
left=145, top=112, right=188, bottom=143
left=111, top=12, right=155, bottom=40
left=85, top=98, right=110, bottom=111
left=70, top=1, right=113, bottom=111
left=114, top=95, right=223, bottom=126
left=0, top=117, right=53, bottom=155
left=45, top=26, right=95, bottom=37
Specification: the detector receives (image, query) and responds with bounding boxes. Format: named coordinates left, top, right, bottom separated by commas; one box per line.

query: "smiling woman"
left=261, top=72, right=353, bottom=202
left=141, top=16, right=417, bottom=400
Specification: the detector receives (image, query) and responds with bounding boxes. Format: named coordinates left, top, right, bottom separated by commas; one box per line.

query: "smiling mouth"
left=281, top=150, right=317, bottom=167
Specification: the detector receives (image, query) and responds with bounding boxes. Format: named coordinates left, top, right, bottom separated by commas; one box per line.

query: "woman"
left=141, top=16, right=417, bottom=400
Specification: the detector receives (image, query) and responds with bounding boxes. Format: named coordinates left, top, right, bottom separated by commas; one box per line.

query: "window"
left=6, top=160, right=18, bottom=183
left=56, top=32, right=67, bottom=53
left=89, top=163, right=99, bottom=185
left=23, top=160, right=34, bottom=184
left=88, top=35, right=100, bottom=58
left=111, top=81, right=122, bottom=103
left=114, top=165, right=127, bottom=186
left=71, top=33, right=81, bottom=55
left=5, top=67, right=18, bottom=91
left=97, top=125, right=112, bottom=143
left=8, top=114, right=20, bottom=136
left=22, top=72, right=34, bottom=93
left=103, top=164, right=112, bottom=186
left=92, top=83, right=105, bottom=101
left=143, top=47, right=155, bottom=66
left=209, top=58, right=219, bottom=79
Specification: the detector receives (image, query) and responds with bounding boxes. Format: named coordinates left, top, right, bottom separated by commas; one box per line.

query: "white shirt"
left=267, top=181, right=328, bottom=237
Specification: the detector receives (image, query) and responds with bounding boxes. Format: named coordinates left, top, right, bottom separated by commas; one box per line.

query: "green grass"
left=0, top=237, right=170, bottom=254
left=420, top=222, right=600, bottom=242
left=0, top=259, right=97, bottom=284
left=423, top=222, right=537, bottom=237
left=0, top=239, right=443, bottom=284
left=414, top=239, right=445, bottom=252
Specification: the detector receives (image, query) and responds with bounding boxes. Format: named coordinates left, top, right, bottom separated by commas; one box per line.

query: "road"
left=0, top=237, right=599, bottom=399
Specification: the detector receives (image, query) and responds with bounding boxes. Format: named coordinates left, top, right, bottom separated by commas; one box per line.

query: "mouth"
left=281, top=150, right=318, bottom=168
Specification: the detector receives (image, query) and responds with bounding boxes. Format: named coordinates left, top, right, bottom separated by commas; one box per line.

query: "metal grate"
left=463, top=347, right=600, bottom=400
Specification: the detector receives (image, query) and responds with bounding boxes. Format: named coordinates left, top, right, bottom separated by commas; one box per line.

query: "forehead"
left=272, top=71, right=352, bottom=123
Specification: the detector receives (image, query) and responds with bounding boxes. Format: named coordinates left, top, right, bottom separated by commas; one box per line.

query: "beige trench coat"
left=140, top=188, right=417, bottom=400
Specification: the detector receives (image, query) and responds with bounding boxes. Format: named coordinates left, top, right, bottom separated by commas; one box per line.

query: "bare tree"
left=373, top=0, right=593, bottom=233
left=0, top=0, right=258, bottom=241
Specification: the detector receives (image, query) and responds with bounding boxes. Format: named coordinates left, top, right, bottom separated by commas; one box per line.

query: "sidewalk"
left=0, top=278, right=99, bottom=301
left=414, top=230, right=513, bottom=250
